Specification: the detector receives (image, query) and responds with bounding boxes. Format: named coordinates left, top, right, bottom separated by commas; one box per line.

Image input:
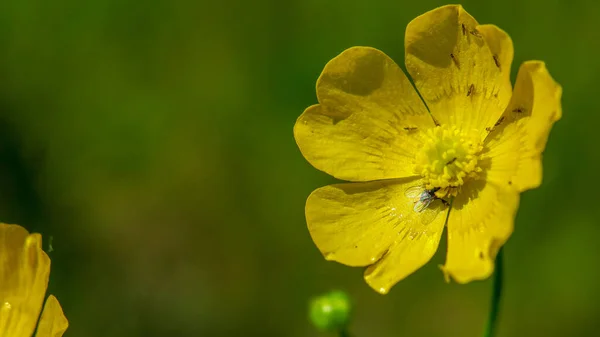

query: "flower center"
left=414, top=125, right=483, bottom=198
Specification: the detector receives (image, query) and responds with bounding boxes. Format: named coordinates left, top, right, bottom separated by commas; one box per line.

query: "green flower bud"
left=309, top=290, right=352, bottom=332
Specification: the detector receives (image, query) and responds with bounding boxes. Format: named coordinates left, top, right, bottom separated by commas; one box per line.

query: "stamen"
left=414, top=125, right=483, bottom=197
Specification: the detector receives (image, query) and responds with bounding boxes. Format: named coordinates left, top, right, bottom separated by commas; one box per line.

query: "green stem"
left=483, top=247, right=504, bottom=337
left=339, top=328, right=351, bottom=337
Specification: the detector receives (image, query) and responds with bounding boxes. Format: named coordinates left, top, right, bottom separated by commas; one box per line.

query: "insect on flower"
left=405, top=185, right=438, bottom=212
left=404, top=186, right=448, bottom=225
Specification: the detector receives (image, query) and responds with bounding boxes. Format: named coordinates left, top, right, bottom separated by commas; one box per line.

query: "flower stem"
left=483, top=247, right=504, bottom=337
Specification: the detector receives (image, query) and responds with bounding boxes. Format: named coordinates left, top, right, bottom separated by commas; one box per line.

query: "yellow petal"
left=442, top=180, right=519, bottom=283
left=0, top=224, right=51, bottom=337
left=480, top=118, right=532, bottom=190
left=306, top=179, right=448, bottom=293
left=364, top=215, right=447, bottom=294
left=35, top=295, right=69, bottom=337
left=483, top=61, right=562, bottom=191
left=513, top=61, right=562, bottom=152
left=405, top=5, right=511, bottom=138
left=294, top=46, right=435, bottom=181
left=478, top=24, right=514, bottom=91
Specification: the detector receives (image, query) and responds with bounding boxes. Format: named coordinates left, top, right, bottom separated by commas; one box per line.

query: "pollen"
left=414, top=125, right=483, bottom=197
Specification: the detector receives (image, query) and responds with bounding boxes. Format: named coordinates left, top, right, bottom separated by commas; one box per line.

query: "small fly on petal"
left=404, top=186, right=447, bottom=225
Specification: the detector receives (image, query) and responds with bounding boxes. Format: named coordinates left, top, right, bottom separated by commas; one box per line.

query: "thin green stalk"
left=339, top=329, right=351, bottom=337
left=483, top=247, right=504, bottom=337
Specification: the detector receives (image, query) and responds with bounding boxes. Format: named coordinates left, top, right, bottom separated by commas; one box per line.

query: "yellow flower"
left=294, top=5, right=561, bottom=294
left=0, top=223, right=68, bottom=336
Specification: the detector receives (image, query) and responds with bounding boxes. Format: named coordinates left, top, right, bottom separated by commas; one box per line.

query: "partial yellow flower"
left=0, top=223, right=68, bottom=337
left=294, top=5, right=561, bottom=294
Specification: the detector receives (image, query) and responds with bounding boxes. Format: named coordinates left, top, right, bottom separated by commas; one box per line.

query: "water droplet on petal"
left=3, top=302, right=11, bottom=310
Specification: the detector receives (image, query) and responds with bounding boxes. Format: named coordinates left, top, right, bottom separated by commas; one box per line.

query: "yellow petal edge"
left=306, top=179, right=448, bottom=293
left=294, top=46, right=434, bottom=182
left=0, top=224, right=68, bottom=337
left=35, top=295, right=69, bottom=337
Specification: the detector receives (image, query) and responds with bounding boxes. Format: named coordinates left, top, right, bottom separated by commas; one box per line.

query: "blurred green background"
left=0, top=0, right=598, bottom=336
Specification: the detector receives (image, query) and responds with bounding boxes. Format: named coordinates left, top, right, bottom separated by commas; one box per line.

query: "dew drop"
left=3, top=302, right=11, bottom=310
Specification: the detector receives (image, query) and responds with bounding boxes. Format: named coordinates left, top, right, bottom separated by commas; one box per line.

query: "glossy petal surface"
left=484, top=61, right=562, bottom=191
left=478, top=24, right=514, bottom=91
left=295, top=47, right=435, bottom=181
left=442, top=180, right=519, bottom=283
left=405, top=5, right=511, bottom=139
left=306, top=179, right=448, bottom=292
